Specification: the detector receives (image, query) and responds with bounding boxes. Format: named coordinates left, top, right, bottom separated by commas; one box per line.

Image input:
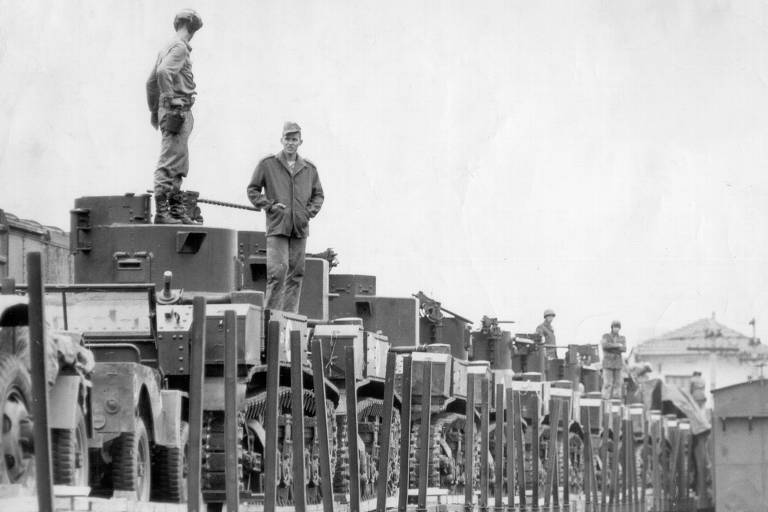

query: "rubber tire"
left=52, top=408, right=90, bottom=486
left=153, top=422, right=189, bottom=503
left=0, top=353, right=33, bottom=485
left=111, top=415, right=151, bottom=501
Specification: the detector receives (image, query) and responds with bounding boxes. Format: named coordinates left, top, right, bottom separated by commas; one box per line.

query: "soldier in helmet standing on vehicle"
left=601, top=320, right=627, bottom=400
left=536, top=309, right=557, bottom=358
left=146, top=9, right=203, bottom=224
left=247, top=122, right=324, bottom=313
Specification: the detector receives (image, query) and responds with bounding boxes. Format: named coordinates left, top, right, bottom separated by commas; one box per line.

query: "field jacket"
left=601, top=332, right=626, bottom=370
left=247, top=151, right=324, bottom=238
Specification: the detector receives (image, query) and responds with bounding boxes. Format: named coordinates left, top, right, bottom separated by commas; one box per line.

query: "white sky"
left=2, top=0, right=768, bottom=351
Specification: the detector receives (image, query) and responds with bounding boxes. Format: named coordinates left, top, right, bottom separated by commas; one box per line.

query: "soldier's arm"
left=247, top=162, right=272, bottom=211
left=307, top=170, right=324, bottom=218
left=146, top=68, right=160, bottom=114
left=156, top=43, right=188, bottom=100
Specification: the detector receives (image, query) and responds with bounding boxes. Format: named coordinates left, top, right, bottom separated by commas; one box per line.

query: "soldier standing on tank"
left=146, top=9, right=203, bottom=224
left=247, top=122, right=324, bottom=313
left=536, top=309, right=557, bottom=358
left=690, top=371, right=707, bottom=408
left=601, top=320, right=626, bottom=400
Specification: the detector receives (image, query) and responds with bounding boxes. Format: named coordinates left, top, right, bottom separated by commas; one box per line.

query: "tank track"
left=407, top=412, right=487, bottom=496
left=333, top=397, right=401, bottom=500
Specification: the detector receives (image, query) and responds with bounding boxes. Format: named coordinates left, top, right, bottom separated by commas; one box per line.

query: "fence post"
left=505, top=387, right=516, bottom=511
left=224, top=310, right=240, bottom=512
left=465, top=373, right=476, bottom=510
left=290, top=330, right=307, bottom=511
left=263, top=320, right=281, bottom=512
left=345, top=346, right=362, bottom=512
left=513, top=390, right=526, bottom=509
left=310, top=339, right=334, bottom=512
left=416, top=360, right=432, bottom=512
left=376, top=351, right=398, bottom=512
left=494, top=383, right=504, bottom=512
left=398, top=355, right=413, bottom=512
left=188, top=296, right=207, bottom=512
left=27, top=252, right=53, bottom=512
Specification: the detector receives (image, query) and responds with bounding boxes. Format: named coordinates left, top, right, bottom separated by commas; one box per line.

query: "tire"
left=112, top=415, right=151, bottom=501
left=153, top=422, right=189, bottom=503
left=52, top=407, right=90, bottom=486
left=0, top=353, right=34, bottom=485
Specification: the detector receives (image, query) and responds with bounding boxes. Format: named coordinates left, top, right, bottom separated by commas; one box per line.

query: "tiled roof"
left=633, top=317, right=768, bottom=359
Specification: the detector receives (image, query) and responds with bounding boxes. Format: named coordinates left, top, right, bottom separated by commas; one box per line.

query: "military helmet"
left=543, top=309, right=555, bottom=318
left=611, top=320, right=622, bottom=328
left=174, top=9, right=203, bottom=32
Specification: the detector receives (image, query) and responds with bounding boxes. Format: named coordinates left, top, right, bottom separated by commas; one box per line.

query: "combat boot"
left=154, top=194, right=182, bottom=224
left=182, top=190, right=204, bottom=224
left=169, top=191, right=195, bottom=224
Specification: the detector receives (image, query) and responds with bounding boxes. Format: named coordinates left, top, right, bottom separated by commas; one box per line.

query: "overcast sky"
left=2, top=0, right=768, bottom=352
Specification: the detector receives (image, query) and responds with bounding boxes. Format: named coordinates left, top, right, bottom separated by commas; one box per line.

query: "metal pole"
left=310, top=339, right=335, bottom=512
left=465, top=374, right=476, bottom=510
left=263, top=320, right=281, bottom=512
left=376, top=352, right=398, bottom=512
left=290, top=331, right=307, bottom=511
left=27, top=252, right=53, bottom=512
left=417, top=361, right=432, bottom=512
left=224, top=310, right=240, bottom=512
left=188, top=296, right=207, bottom=512
left=398, top=355, right=413, bottom=512
left=345, top=346, right=362, bottom=512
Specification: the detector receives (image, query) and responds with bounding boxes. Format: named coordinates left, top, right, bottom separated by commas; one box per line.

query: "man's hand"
left=268, top=203, right=287, bottom=213
left=150, top=111, right=159, bottom=130
left=169, top=98, right=186, bottom=107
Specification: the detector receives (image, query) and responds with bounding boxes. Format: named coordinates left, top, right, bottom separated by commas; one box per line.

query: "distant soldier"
left=601, top=320, right=626, bottom=400
left=247, top=122, right=324, bottom=312
left=690, top=371, right=707, bottom=408
left=536, top=309, right=557, bottom=358
left=146, top=9, right=203, bottom=224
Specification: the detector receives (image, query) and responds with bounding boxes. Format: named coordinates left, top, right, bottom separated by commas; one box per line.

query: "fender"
left=48, top=374, right=82, bottom=429
left=155, top=389, right=184, bottom=448
left=91, top=362, right=162, bottom=436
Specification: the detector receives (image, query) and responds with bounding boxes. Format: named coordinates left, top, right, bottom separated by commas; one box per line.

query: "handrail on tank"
left=14, top=283, right=156, bottom=292
left=387, top=345, right=427, bottom=354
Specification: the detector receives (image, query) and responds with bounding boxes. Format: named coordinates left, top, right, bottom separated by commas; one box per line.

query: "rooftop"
left=633, top=315, right=768, bottom=360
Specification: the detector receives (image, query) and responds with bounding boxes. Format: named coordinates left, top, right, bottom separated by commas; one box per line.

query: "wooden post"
left=187, top=296, right=207, bottom=512
left=224, top=310, right=240, bottom=512
left=27, top=252, right=53, bottom=512
left=543, top=398, right=560, bottom=509
left=310, top=339, right=334, bottom=512
left=530, top=392, right=540, bottom=509
left=263, top=320, right=281, bottom=512
left=417, top=361, right=432, bottom=512
left=376, top=352, right=398, bottom=512
left=494, top=383, right=504, bottom=512
left=513, top=391, right=526, bottom=509
left=398, top=356, right=413, bottom=512
left=290, top=331, right=307, bottom=511
left=465, top=374, right=476, bottom=509
left=505, top=388, right=516, bottom=511
left=345, top=346, right=362, bottom=512
left=479, top=376, right=490, bottom=512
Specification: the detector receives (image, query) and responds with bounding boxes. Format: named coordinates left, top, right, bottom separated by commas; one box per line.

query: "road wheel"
left=112, top=415, right=151, bottom=501
left=0, top=353, right=34, bottom=485
left=153, top=422, right=189, bottom=502
left=52, top=408, right=90, bottom=486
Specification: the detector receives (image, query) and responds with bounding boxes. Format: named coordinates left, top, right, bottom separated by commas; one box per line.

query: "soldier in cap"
left=536, top=309, right=557, bottom=358
left=146, top=9, right=203, bottom=224
left=247, top=123, right=324, bottom=312
left=601, top=320, right=627, bottom=399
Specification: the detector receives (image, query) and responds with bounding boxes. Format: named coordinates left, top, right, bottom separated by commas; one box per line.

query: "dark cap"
left=282, top=122, right=301, bottom=136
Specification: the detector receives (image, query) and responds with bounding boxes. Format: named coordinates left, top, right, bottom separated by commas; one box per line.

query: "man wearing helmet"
left=146, top=9, right=203, bottom=224
left=601, top=320, right=627, bottom=399
left=536, top=309, right=557, bottom=358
